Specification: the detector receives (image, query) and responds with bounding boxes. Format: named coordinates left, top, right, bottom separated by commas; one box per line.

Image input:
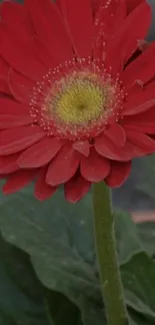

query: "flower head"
left=0, top=0, right=155, bottom=202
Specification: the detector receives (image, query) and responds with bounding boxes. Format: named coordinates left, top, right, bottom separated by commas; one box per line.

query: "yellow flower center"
left=30, top=58, right=124, bottom=140
left=48, top=78, right=105, bottom=125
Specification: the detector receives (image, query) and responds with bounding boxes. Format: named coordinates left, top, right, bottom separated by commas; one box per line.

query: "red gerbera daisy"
left=92, top=0, right=145, bottom=15
left=0, top=0, right=155, bottom=203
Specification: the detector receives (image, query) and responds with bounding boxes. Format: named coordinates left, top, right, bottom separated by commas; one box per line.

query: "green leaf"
left=135, top=154, right=155, bottom=199
left=0, top=187, right=143, bottom=302
left=79, top=297, right=106, bottom=325
left=129, top=309, right=155, bottom=325
left=0, top=234, right=83, bottom=325
left=0, top=312, right=16, bottom=325
left=136, top=222, right=155, bottom=256
left=1, top=185, right=155, bottom=324
left=121, top=252, right=155, bottom=319
left=45, top=290, right=82, bottom=325
left=0, top=234, right=51, bottom=325
left=114, top=212, right=144, bottom=263
left=0, top=186, right=99, bottom=305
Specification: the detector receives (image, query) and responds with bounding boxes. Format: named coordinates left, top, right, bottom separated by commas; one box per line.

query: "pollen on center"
left=50, top=78, right=105, bottom=125
left=30, top=58, right=124, bottom=140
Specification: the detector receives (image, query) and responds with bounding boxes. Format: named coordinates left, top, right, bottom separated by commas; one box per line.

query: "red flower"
left=91, top=0, right=146, bottom=15
left=126, top=0, right=146, bottom=14
left=0, top=0, right=155, bottom=203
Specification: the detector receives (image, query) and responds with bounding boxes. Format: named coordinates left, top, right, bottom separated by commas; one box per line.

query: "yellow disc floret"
left=53, top=79, right=105, bottom=125
left=30, top=61, right=124, bottom=140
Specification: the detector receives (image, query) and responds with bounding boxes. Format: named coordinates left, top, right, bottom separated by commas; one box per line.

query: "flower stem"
left=92, top=182, right=129, bottom=325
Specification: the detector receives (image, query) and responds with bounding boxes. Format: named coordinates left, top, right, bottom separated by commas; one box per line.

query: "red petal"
left=0, top=57, right=11, bottom=95
left=65, top=173, right=90, bottom=203
left=126, top=0, right=145, bottom=14
left=46, top=144, right=80, bottom=186
left=0, top=97, right=29, bottom=115
left=73, top=140, right=90, bottom=157
left=33, top=36, right=57, bottom=69
left=35, top=167, right=57, bottom=201
left=122, top=42, right=155, bottom=88
left=105, top=161, right=131, bottom=187
left=124, top=124, right=155, bottom=135
left=18, top=137, right=62, bottom=168
left=0, top=153, right=19, bottom=173
left=123, top=106, right=155, bottom=126
left=0, top=1, right=25, bottom=23
left=104, top=124, right=126, bottom=147
left=137, top=39, right=149, bottom=53
left=126, top=80, right=144, bottom=99
left=8, top=69, right=34, bottom=105
left=93, top=0, right=126, bottom=60
left=80, top=147, right=110, bottom=182
left=0, top=115, right=32, bottom=129
left=25, top=0, right=73, bottom=62
left=3, top=169, right=36, bottom=194
left=124, top=83, right=155, bottom=116
left=95, top=132, right=145, bottom=160
left=57, top=0, right=101, bottom=16
left=95, top=133, right=125, bottom=160
left=0, top=23, right=46, bottom=81
left=124, top=100, right=155, bottom=117
left=0, top=98, right=32, bottom=129
left=2, top=3, right=41, bottom=51
left=105, top=2, right=151, bottom=75
left=126, top=99, right=155, bottom=132
left=125, top=129, right=155, bottom=152
left=90, top=0, right=102, bottom=16
left=0, top=126, right=45, bottom=155
left=0, top=174, right=7, bottom=180
left=61, top=0, right=93, bottom=57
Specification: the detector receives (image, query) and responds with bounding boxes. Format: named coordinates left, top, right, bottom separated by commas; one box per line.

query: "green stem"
left=92, top=182, right=129, bottom=325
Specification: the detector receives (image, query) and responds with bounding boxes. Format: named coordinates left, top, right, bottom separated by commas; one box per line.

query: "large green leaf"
left=136, top=222, right=155, bottom=256
left=129, top=309, right=155, bottom=325
left=79, top=297, right=107, bottom=325
left=114, top=211, right=144, bottom=263
left=0, top=234, right=51, bottom=325
left=121, top=252, right=155, bottom=319
left=0, top=186, right=99, bottom=305
left=1, top=185, right=155, bottom=323
left=45, top=290, right=82, bottom=325
left=0, top=187, right=144, bottom=304
left=0, top=234, right=83, bottom=325
left=0, top=312, right=16, bottom=325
